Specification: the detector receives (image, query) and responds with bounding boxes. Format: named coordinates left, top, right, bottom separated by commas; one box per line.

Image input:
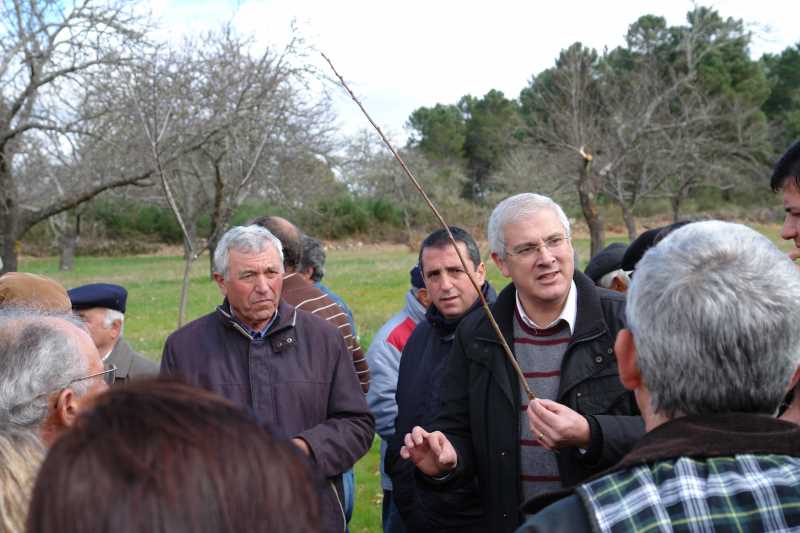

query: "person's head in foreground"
left=26, top=380, right=319, bottom=533
left=620, top=220, right=800, bottom=426
left=0, top=308, right=109, bottom=446
left=520, top=221, right=800, bottom=532
left=0, top=429, right=44, bottom=533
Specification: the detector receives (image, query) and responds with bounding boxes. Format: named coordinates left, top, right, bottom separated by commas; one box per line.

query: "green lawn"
left=17, top=223, right=793, bottom=532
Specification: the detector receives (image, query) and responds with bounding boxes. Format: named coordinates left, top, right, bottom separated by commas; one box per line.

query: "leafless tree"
left=0, top=0, right=154, bottom=272
left=126, top=25, right=337, bottom=325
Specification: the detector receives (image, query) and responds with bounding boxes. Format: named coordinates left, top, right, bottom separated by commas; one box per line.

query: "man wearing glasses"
left=0, top=308, right=112, bottom=446
left=399, top=193, right=644, bottom=533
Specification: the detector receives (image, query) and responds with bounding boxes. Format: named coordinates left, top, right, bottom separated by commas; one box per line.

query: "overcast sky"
left=150, top=0, right=799, bottom=143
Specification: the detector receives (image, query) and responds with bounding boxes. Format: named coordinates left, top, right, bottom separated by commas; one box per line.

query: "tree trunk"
left=620, top=203, right=637, bottom=241
left=178, top=248, right=194, bottom=328
left=0, top=151, right=20, bottom=273
left=670, top=193, right=683, bottom=223
left=577, top=150, right=605, bottom=258
left=58, top=214, right=80, bottom=271
left=59, top=234, right=77, bottom=271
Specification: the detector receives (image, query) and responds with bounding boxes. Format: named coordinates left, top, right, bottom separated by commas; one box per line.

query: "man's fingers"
left=400, top=445, right=410, bottom=459
left=789, top=249, right=800, bottom=262
left=410, top=425, right=428, bottom=446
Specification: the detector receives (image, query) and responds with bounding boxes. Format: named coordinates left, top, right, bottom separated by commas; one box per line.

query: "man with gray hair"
left=519, top=221, right=800, bottom=531
left=400, top=193, right=642, bottom=532
left=0, top=308, right=111, bottom=446
left=161, top=225, right=374, bottom=533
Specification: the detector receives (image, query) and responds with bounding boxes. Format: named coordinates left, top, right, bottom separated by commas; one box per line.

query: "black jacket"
left=427, top=271, right=644, bottom=533
left=386, top=282, right=496, bottom=532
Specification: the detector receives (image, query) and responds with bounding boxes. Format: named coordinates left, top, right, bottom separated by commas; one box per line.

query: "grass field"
left=18, top=223, right=793, bottom=532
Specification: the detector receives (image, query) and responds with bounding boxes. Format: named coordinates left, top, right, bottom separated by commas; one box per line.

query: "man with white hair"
left=68, top=283, right=157, bottom=383
left=161, top=225, right=374, bottom=533
left=400, top=193, right=643, bottom=532
left=519, top=221, right=800, bottom=531
left=0, top=308, right=111, bottom=446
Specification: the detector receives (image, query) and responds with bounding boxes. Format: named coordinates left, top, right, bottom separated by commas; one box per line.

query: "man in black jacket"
left=399, top=193, right=644, bottom=532
left=386, top=226, right=496, bottom=532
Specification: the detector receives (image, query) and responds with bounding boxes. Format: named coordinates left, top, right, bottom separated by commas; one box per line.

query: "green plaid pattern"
left=577, top=455, right=800, bottom=532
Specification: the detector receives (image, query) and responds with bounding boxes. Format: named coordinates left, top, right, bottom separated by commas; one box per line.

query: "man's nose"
left=536, top=243, right=557, bottom=264
left=781, top=216, right=798, bottom=241
left=254, top=275, right=270, bottom=293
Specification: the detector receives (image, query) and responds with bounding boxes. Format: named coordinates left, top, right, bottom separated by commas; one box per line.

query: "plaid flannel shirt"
left=577, top=454, right=800, bottom=532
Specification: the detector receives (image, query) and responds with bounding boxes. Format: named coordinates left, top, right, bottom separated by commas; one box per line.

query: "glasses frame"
left=68, top=363, right=117, bottom=387
left=505, top=234, right=570, bottom=259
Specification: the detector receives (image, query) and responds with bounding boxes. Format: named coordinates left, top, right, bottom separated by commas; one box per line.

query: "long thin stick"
left=322, top=53, right=535, bottom=401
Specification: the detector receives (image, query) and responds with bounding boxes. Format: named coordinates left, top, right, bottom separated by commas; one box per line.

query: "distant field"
left=18, top=222, right=792, bottom=533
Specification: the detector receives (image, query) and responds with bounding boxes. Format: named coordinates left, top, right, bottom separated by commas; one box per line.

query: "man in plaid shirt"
left=518, top=221, right=800, bottom=532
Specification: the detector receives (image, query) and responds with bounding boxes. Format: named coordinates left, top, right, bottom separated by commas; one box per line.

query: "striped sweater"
left=514, top=305, right=571, bottom=502
left=281, top=272, right=370, bottom=393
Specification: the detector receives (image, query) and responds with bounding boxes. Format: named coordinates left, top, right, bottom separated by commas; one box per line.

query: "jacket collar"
left=614, top=413, right=800, bottom=470
left=216, top=299, right=297, bottom=342
left=471, top=271, right=610, bottom=408
left=477, top=270, right=606, bottom=344
left=426, top=281, right=496, bottom=336
left=403, top=289, right=428, bottom=323
left=281, top=271, right=310, bottom=291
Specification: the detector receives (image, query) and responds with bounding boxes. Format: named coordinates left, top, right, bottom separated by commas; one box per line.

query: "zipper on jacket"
left=330, top=480, right=347, bottom=532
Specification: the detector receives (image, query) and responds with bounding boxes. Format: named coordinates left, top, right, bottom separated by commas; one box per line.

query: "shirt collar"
left=515, top=280, right=577, bottom=334
left=230, top=308, right=279, bottom=340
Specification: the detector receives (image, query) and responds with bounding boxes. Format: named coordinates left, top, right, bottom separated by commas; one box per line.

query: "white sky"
left=149, top=0, right=799, bottom=143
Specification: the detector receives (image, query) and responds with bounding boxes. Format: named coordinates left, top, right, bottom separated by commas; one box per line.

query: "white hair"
left=103, top=308, right=124, bottom=336
left=0, top=310, right=92, bottom=430
left=488, top=193, right=571, bottom=259
left=214, top=225, right=285, bottom=280
left=627, top=220, right=800, bottom=417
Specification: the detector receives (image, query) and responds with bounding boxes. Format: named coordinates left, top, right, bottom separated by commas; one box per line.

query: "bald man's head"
left=248, top=216, right=303, bottom=271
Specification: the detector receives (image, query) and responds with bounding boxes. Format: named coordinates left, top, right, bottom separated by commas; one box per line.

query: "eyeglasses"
left=23, top=363, right=117, bottom=408
left=69, top=363, right=117, bottom=387
left=505, top=235, right=569, bottom=259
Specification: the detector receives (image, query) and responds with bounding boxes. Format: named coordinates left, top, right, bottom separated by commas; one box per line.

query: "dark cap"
left=584, top=242, right=627, bottom=283
left=621, top=222, right=694, bottom=272
left=0, top=272, right=71, bottom=312
left=410, top=265, right=425, bottom=289
left=621, top=227, right=662, bottom=272
left=68, top=283, right=128, bottom=313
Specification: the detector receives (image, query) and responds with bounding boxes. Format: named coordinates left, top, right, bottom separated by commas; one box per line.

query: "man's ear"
left=610, top=275, right=628, bottom=293
left=789, top=366, right=800, bottom=391
left=109, top=318, right=122, bottom=341
left=615, top=329, right=642, bottom=391
left=490, top=252, right=511, bottom=278
left=54, top=388, right=80, bottom=428
left=213, top=272, right=227, bottom=294
left=416, top=288, right=431, bottom=308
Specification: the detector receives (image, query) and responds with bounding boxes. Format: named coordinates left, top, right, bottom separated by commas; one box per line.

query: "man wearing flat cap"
left=68, top=283, right=158, bottom=384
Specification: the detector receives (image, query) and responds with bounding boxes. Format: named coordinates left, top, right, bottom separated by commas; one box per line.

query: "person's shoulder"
left=165, top=310, right=219, bottom=343
left=293, top=306, right=342, bottom=338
